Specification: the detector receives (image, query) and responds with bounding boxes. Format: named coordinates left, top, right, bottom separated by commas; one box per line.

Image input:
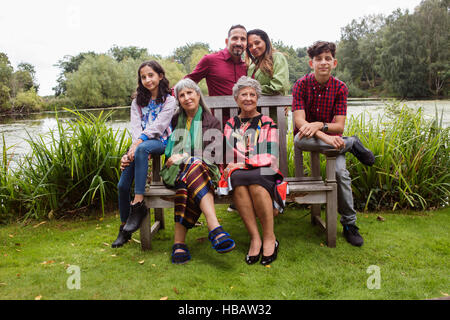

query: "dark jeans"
left=117, top=139, right=165, bottom=223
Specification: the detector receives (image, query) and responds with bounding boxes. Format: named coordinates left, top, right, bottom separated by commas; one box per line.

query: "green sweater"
left=247, top=51, right=290, bottom=95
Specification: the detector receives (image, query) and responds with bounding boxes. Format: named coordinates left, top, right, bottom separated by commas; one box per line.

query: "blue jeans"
left=117, top=139, right=165, bottom=223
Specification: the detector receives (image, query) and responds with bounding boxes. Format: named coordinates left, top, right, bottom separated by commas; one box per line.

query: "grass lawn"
left=0, top=205, right=449, bottom=300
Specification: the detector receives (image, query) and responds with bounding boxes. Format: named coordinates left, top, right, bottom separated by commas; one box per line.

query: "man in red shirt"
left=185, top=25, right=247, bottom=96
left=292, top=41, right=375, bottom=247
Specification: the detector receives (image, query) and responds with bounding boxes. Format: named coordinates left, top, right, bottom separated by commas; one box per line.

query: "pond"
left=1, top=98, right=449, bottom=167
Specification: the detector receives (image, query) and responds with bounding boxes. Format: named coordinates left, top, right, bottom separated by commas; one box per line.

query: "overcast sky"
left=1, top=0, right=422, bottom=96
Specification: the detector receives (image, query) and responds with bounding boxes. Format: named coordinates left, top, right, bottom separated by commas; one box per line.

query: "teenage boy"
left=291, top=41, right=375, bottom=247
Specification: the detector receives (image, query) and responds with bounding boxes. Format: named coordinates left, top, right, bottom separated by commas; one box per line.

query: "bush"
left=42, top=95, right=76, bottom=111
left=66, top=55, right=136, bottom=108
left=11, top=88, right=43, bottom=112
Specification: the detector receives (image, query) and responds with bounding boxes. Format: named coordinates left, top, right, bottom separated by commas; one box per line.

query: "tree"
left=10, top=63, right=39, bottom=98
left=413, top=0, right=449, bottom=95
left=189, top=47, right=210, bottom=94
left=157, top=58, right=185, bottom=89
left=337, top=14, right=385, bottom=89
left=53, top=52, right=97, bottom=96
left=66, top=55, right=135, bottom=108
left=379, top=9, right=430, bottom=97
left=273, top=40, right=310, bottom=91
left=0, top=53, right=13, bottom=110
left=17, top=62, right=38, bottom=89
left=172, top=42, right=211, bottom=73
left=108, top=45, right=149, bottom=62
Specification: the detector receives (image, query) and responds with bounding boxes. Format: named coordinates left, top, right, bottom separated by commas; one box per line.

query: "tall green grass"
left=348, top=103, right=449, bottom=211
left=288, top=102, right=449, bottom=211
left=0, top=109, right=130, bottom=223
left=0, top=134, right=21, bottom=221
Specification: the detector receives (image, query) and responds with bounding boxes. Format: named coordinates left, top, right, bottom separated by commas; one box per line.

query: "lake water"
left=1, top=99, right=449, bottom=167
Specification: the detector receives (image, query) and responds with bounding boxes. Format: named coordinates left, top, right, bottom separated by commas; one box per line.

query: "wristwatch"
left=322, top=123, right=328, bottom=132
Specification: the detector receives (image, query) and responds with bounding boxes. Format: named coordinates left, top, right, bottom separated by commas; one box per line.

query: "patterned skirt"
left=174, top=157, right=216, bottom=229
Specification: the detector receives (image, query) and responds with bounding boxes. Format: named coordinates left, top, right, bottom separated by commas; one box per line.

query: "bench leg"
left=155, top=208, right=165, bottom=230
left=311, top=204, right=321, bottom=225
left=140, top=211, right=152, bottom=251
left=326, top=185, right=337, bottom=248
left=140, top=208, right=165, bottom=251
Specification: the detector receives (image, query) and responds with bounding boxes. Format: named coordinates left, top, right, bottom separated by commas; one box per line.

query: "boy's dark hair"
left=228, top=24, right=246, bottom=37
left=307, top=41, right=336, bottom=59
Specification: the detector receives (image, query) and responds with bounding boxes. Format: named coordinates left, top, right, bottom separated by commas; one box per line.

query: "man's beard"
left=231, top=46, right=244, bottom=56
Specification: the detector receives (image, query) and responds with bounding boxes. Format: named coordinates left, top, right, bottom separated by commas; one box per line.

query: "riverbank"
left=1, top=205, right=448, bottom=300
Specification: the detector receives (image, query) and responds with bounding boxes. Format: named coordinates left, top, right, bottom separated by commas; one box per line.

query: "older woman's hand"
left=166, top=153, right=187, bottom=168
left=224, top=162, right=245, bottom=178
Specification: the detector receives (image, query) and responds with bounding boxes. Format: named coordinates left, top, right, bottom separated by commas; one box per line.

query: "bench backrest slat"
left=151, top=95, right=319, bottom=181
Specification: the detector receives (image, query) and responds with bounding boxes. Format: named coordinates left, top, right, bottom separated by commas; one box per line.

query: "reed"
left=0, top=109, right=130, bottom=222
left=0, top=134, right=18, bottom=221
left=288, top=102, right=449, bottom=211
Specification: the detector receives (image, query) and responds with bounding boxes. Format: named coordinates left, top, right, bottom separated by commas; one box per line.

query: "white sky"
left=0, top=0, right=422, bottom=96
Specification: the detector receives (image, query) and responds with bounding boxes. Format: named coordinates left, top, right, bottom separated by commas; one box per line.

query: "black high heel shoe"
left=260, top=240, right=279, bottom=266
left=245, top=245, right=263, bottom=265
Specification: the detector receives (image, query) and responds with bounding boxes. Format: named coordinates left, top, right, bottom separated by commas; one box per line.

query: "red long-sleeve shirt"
left=185, top=48, right=247, bottom=96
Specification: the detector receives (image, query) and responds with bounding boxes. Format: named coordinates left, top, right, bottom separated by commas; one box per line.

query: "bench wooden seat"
left=140, top=95, right=338, bottom=250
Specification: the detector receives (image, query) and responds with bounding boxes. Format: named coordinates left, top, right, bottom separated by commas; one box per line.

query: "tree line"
left=0, top=0, right=447, bottom=113
left=336, top=0, right=449, bottom=98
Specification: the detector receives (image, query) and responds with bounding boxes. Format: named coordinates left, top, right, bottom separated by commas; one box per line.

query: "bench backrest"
left=152, top=95, right=321, bottom=182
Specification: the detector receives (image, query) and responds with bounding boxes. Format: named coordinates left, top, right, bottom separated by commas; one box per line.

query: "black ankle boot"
left=350, top=136, right=375, bottom=166
left=111, top=225, right=131, bottom=248
left=123, top=201, right=148, bottom=233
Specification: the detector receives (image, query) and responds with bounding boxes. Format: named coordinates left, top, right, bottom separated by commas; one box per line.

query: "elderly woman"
left=218, top=76, right=286, bottom=266
left=161, top=78, right=235, bottom=264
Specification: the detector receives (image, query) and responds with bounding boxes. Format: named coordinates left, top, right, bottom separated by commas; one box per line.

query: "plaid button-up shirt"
left=292, top=73, right=348, bottom=135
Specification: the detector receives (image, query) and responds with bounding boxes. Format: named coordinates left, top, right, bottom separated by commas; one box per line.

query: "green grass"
left=1, top=205, right=448, bottom=300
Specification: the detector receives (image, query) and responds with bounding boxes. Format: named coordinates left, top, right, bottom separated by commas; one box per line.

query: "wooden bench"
left=140, top=95, right=339, bottom=250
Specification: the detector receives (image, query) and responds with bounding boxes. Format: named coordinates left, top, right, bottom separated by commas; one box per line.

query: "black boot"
left=350, top=136, right=375, bottom=166
left=111, top=225, right=131, bottom=248
left=343, top=224, right=364, bottom=247
left=123, top=201, right=148, bottom=233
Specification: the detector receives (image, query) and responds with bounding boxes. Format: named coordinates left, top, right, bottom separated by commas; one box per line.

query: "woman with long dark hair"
left=112, top=60, right=176, bottom=248
left=246, top=29, right=290, bottom=96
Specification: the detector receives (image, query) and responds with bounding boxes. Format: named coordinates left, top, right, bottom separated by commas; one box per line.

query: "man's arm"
left=185, top=55, right=209, bottom=83
left=293, top=110, right=345, bottom=150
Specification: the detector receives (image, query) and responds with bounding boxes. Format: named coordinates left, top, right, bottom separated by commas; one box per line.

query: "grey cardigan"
left=130, top=95, right=177, bottom=143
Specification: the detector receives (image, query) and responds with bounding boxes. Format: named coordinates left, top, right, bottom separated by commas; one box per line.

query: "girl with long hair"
left=112, top=60, right=176, bottom=248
